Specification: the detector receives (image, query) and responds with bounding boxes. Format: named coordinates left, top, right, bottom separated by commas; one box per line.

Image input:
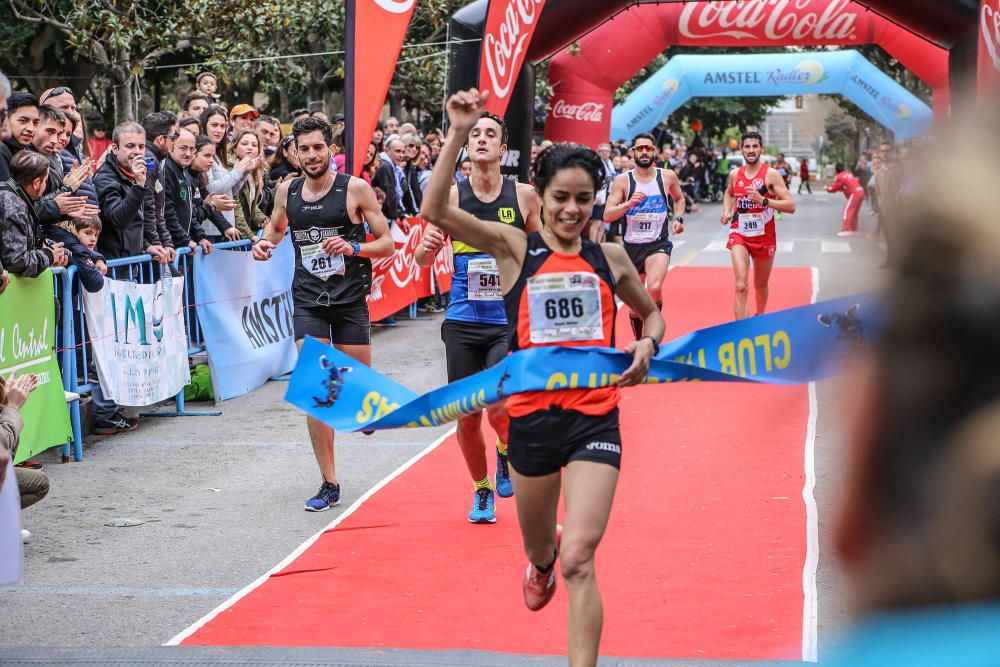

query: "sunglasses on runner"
left=633, top=145, right=656, bottom=154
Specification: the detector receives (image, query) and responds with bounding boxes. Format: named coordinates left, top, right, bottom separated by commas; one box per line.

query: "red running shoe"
left=522, top=525, right=562, bottom=611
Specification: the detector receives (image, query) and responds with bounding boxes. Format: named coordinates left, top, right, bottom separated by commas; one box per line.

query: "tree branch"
left=7, top=0, right=73, bottom=33
left=140, top=39, right=193, bottom=68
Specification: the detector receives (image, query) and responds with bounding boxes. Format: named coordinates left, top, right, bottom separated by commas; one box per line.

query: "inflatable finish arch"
left=545, top=0, right=950, bottom=147
left=613, top=50, right=933, bottom=141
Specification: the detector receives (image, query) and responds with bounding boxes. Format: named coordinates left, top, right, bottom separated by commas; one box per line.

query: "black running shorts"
left=441, top=319, right=508, bottom=383
left=293, top=300, right=371, bottom=345
left=624, top=239, right=673, bottom=276
left=508, top=407, right=622, bottom=477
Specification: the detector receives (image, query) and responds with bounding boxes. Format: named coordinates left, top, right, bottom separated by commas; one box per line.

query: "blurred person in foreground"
left=830, top=107, right=1000, bottom=666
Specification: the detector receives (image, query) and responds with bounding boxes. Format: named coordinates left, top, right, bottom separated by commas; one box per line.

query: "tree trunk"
left=114, top=74, right=135, bottom=125
left=278, top=88, right=289, bottom=120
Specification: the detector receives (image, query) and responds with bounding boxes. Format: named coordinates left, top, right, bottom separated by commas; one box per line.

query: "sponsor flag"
left=0, top=272, right=72, bottom=462
left=344, top=0, right=417, bottom=176
left=478, top=0, right=548, bottom=117
left=980, top=0, right=1000, bottom=96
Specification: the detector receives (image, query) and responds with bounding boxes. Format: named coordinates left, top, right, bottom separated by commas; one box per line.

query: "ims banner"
left=84, top=274, right=190, bottom=406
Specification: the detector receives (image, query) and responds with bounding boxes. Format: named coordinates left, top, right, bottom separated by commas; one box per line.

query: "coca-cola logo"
left=551, top=99, right=605, bottom=123
left=679, top=0, right=858, bottom=42
left=482, top=0, right=545, bottom=100
left=983, top=0, right=1000, bottom=71
left=373, top=0, right=416, bottom=14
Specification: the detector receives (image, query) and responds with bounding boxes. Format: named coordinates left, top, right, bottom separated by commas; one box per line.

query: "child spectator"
left=71, top=216, right=107, bottom=292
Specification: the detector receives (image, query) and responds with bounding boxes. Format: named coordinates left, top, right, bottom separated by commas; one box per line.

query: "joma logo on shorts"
left=586, top=441, right=621, bottom=454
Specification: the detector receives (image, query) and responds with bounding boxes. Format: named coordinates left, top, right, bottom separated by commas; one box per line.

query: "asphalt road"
left=0, top=190, right=885, bottom=665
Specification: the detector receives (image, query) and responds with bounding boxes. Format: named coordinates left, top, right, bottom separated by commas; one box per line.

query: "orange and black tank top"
left=503, top=232, right=618, bottom=417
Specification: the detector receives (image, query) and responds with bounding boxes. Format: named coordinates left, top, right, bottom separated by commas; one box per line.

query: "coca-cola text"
left=482, top=0, right=546, bottom=101
left=678, top=0, right=858, bottom=42
left=551, top=100, right=605, bottom=123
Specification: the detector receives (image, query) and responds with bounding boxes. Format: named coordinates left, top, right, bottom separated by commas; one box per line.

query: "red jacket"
left=827, top=171, right=864, bottom=198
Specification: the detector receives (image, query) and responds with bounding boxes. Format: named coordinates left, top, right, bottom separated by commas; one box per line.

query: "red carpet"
left=176, top=267, right=815, bottom=661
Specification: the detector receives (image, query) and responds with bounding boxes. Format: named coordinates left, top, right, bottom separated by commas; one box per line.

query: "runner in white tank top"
left=603, top=132, right=686, bottom=339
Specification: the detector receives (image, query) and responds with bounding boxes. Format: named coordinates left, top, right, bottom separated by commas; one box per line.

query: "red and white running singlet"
left=730, top=163, right=777, bottom=244
left=503, top=232, right=618, bottom=418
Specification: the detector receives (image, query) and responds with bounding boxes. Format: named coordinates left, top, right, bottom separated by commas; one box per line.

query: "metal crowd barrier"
left=54, top=243, right=254, bottom=460
left=50, top=266, right=83, bottom=462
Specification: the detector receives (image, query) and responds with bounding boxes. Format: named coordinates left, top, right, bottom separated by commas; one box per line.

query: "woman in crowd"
left=421, top=89, right=663, bottom=667
left=267, top=135, right=300, bottom=182
left=361, top=140, right=380, bottom=186
left=372, top=120, right=385, bottom=154
left=199, top=105, right=257, bottom=241
left=190, top=134, right=240, bottom=241
left=228, top=128, right=269, bottom=238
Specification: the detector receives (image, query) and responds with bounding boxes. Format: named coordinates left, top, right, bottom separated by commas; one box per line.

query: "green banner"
left=0, top=271, right=72, bottom=462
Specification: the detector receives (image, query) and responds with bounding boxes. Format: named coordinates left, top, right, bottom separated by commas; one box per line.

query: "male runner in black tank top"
left=416, top=111, right=541, bottom=524
left=253, top=116, right=393, bottom=512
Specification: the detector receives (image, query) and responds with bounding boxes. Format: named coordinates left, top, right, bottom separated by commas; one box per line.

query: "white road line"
left=777, top=241, right=794, bottom=253
left=704, top=240, right=728, bottom=252
left=802, top=266, right=820, bottom=663
left=164, top=425, right=458, bottom=646
left=820, top=241, right=851, bottom=253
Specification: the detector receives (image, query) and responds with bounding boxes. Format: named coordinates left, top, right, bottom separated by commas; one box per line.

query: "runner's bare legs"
left=730, top=244, right=752, bottom=320
left=297, top=339, right=371, bottom=485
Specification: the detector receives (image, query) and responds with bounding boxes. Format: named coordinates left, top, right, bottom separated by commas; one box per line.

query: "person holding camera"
left=94, top=122, right=153, bottom=261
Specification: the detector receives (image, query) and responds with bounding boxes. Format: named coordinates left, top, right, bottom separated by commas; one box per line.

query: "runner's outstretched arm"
left=602, top=243, right=665, bottom=386
left=721, top=171, right=736, bottom=225
left=253, top=181, right=290, bottom=260
left=414, top=186, right=458, bottom=267
left=348, top=177, right=394, bottom=258
left=420, top=89, right=525, bottom=266
left=764, top=171, right=796, bottom=214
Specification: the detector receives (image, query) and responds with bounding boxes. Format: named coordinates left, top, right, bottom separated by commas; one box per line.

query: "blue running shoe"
left=495, top=448, right=514, bottom=498
left=305, top=481, right=340, bottom=512
left=469, top=487, right=496, bottom=524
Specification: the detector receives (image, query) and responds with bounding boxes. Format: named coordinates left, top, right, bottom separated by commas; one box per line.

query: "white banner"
left=0, top=460, right=22, bottom=585
left=84, top=274, right=191, bottom=406
left=194, top=242, right=297, bottom=401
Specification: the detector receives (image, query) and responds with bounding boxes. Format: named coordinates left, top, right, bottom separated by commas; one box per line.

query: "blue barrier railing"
left=51, top=266, right=83, bottom=462
left=55, top=244, right=258, bottom=458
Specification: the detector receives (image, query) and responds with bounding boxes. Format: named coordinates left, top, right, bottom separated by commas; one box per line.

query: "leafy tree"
left=6, top=0, right=204, bottom=122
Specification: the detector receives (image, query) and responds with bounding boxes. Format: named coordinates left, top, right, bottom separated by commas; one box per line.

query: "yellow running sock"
left=496, top=438, right=508, bottom=456
left=473, top=476, right=492, bottom=491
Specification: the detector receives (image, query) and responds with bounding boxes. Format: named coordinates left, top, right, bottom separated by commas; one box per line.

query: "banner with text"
left=0, top=272, right=72, bottom=463
left=478, top=0, right=548, bottom=117
left=981, top=0, right=1000, bottom=96
left=344, top=0, right=416, bottom=175
left=367, top=219, right=455, bottom=319
left=195, top=242, right=297, bottom=401
left=287, top=294, right=875, bottom=433
left=84, top=275, right=190, bottom=406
